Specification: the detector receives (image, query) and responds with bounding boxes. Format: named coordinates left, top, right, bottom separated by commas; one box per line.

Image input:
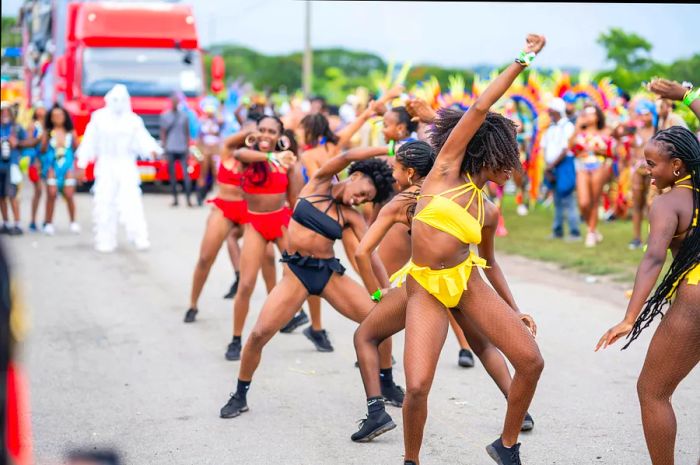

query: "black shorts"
left=0, top=169, right=17, bottom=199
left=281, top=251, right=345, bottom=295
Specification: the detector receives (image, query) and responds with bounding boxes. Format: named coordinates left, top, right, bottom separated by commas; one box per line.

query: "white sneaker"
left=516, top=204, right=529, bottom=216
left=585, top=232, right=597, bottom=248
left=595, top=230, right=604, bottom=243
left=69, top=222, right=81, bottom=234
left=43, top=223, right=55, bottom=236
left=94, top=243, right=116, bottom=253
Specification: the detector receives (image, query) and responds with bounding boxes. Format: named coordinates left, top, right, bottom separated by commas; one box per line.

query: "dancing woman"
left=224, top=116, right=298, bottom=361
left=597, top=77, right=699, bottom=465
left=352, top=144, right=536, bottom=443
left=397, top=35, right=546, bottom=465
left=183, top=127, right=276, bottom=324
left=219, top=146, right=399, bottom=419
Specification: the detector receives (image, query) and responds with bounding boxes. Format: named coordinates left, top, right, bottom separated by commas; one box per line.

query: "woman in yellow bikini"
left=597, top=77, right=700, bottom=465
left=397, top=35, right=546, bottom=465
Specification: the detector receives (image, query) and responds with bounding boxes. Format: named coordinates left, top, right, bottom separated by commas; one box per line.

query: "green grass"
left=496, top=195, right=650, bottom=283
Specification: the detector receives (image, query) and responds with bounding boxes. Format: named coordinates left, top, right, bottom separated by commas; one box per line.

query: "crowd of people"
left=2, top=33, right=699, bottom=465
left=183, top=35, right=697, bottom=465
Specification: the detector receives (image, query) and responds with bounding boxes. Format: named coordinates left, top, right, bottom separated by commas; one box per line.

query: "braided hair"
left=301, top=113, right=339, bottom=147
left=247, top=115, right=285, bottom=186
left=390, top=106, right=418, bottom=135
left=347, top=158, right=395, bottom=204
left=429, top=108, right=521, bottom=176
left=395, top=140, right=437, bottom=222
left=623, top=126, right=700, bottom=349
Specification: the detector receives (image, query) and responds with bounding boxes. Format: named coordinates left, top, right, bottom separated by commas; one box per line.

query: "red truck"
left=21, top=0, right=221, bottom=183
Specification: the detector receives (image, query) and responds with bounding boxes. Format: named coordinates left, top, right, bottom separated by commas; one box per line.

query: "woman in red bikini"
left=184, top=128, right=276, bottom=325
left=225, top=115, right=299, bottom=361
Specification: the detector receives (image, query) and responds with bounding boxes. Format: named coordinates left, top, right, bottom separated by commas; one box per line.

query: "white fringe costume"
left=76, top=84, right=163, bottom=252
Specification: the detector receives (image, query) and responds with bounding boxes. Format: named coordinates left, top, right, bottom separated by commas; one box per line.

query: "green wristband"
left=515, top=51, right=536, bottom=67
left=371, top=289, right=382, bottom=302
left=683, top=88, right=699, bottom=106
left=387, top=140, right=396, bottom=157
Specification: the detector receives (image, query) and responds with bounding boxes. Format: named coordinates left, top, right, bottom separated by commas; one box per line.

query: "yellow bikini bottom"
left=390, top=252, right=487, bottom=308
left=669, top=261, right=700, bottom=297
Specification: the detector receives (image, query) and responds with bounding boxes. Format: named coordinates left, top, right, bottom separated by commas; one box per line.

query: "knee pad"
left=64, top=178, right=77, bottom=187
left=46, top=178, right=58, bottom=186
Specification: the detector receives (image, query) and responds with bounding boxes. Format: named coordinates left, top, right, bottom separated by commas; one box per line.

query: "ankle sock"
left=367, top=396, right=385, bottom=415
left=379, top=367, right=393, bottom=385
left=236, top=379, right=250, bottom=399
left=232, top=335, right=241, bottom=344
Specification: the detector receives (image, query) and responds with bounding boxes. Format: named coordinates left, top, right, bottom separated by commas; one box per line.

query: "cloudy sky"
left=5, top=1, right=699, bottom=70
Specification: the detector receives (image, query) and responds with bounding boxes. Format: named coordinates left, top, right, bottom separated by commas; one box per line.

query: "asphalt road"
left=8, top=191, right=699, bottom=465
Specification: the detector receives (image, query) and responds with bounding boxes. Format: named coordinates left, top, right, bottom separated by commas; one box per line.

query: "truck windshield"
left=82, top=47, right=204, bottom=97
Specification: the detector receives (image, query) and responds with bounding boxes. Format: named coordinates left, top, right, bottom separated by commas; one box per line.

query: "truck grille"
left=138, top=113, right=162, bottom=140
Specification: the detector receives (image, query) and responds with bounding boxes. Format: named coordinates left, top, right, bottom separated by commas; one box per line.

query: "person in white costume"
left=76, top=84, right=163, bottom=252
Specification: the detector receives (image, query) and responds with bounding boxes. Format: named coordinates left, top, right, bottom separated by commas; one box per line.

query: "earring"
left=408, top=175, right=413, bottom=186
left=673, top=169, right=680, bottom=177
left=245, top=134, right=257, bottom=148
left=277, top=135, right=290, bottom=151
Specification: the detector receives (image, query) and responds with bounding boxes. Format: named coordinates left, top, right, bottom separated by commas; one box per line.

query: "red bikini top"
left=242, top=162, right=289, bottom=195
left=217, top=161, right=243, bottom=187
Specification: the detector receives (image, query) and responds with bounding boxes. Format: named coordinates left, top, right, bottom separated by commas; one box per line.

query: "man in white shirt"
left=542, top=98, right=580, bottom=240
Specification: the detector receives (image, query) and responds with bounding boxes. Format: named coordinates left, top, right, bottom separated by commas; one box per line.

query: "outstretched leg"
left=402, top=277, right=450, bottom=463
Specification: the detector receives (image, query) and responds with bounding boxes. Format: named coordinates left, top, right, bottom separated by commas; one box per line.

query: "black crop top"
left=292, top=194, right=344, bottom=241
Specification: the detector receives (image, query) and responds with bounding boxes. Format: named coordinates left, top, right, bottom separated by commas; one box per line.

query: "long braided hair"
left=623, top=126, right=700, bottom=349
left=395, top=140, right=436, bottom=223
left=429, top=108, right=521, bottom=175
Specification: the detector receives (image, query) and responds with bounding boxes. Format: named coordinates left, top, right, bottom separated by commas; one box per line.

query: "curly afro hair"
left=429, top=108, right=521, bottom=175
left=347, top=158, right=395, bottom=204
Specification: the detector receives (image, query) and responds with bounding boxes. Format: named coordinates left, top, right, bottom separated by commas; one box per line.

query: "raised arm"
left=223, top=128, right=253, bottom=151
left=648, top=78, right=700, bottom=121
left=596, top=199, right=676, bottom=350
left=334, top=104, right=378, bottom=148
left=232, top=147, right=296, bottom=167
left=433, top=35, right=546, bottom=177
left=313, top=146, right=388, bottom=183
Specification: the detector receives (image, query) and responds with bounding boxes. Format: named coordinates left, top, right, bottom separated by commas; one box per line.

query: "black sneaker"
left=0, top=225, right=10, bottom=235
left=184, top=308, right=198, bottom=323
left=381, top=382, right=405, bottom=407
left=458, top=348, right=475, bottom=368
left=9, top=226, right=23, bottom=236
left=486, top=437, right=522, bottom=465
left=219, top=393, right=249, bottom=418
left=225, top=339, right=242, bottom=361
left=280, top=309, right=309, bottom=333
left=350, top=411, right=396, bottom=442
left=303, top=326, right=334, bottom=352
left=520, top=412, right=534, bottom=432
left=223, top=279, right=239, bottom=299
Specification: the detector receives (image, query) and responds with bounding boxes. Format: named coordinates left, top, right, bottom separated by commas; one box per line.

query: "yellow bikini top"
left=413, top=173, right=485, bottom=245
left=673, top=174, right=698, bottom=238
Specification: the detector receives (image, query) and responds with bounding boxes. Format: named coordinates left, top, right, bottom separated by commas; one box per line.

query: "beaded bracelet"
left=515, top=51, right=536, bottom=67
left=387, top=140, right=396, bottom=157
left=371, top=289, right=382, bottom=302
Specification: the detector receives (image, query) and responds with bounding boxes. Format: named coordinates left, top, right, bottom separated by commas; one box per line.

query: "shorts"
left=0, top=169, right=17, bottom=199
left=281, top=251, right=345, bottom=295
left=207, top=197, right=248, bottom=224
left=247, top=206, right=291, bottom=242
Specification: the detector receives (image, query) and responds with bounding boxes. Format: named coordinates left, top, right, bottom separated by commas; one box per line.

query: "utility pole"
left=302, top=1, right=312, bottom=97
